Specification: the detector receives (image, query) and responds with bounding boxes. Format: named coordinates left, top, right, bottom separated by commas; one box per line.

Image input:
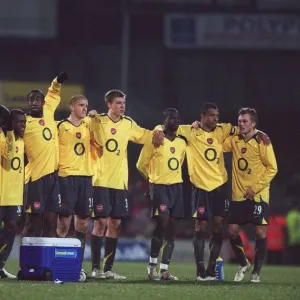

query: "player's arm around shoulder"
left=89, top=113, right=106, bottom=147
left=136, top=135, right=155, bottom=180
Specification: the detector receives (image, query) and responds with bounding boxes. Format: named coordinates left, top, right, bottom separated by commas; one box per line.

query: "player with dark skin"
left=0, top=110, right=26, bottom=279
left=24, top=72, right=69, bottom=238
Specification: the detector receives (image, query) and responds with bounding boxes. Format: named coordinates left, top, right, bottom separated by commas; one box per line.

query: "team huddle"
left=0, top=72, right=277, bottom=283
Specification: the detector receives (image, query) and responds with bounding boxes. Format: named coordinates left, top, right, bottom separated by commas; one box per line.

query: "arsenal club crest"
left=111, top=128, right=117, bottom=135
left=76, top=132, right=81, bottom=139
left=16, top=146, right=18, bottom=153
left=241, top=148, right=247, bottom=154
left=160, top=204, right=166, bottom=212
left=207, top=138, right=213, bottom=145
left=39, top=119, right=45, bottom=126
left=96, top=204, right=103, bottom=212
left=170, top=147, right=175, bottom=154
left=34, top=202, right=41, bottom=210
left=198, top=206, right=205, bottom=214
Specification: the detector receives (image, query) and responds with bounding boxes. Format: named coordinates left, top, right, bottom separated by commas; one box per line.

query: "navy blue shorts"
left=59, top=176, right=93, bottom=217
left=150, top=183, right=184, bottom=219
left=93, top=187, right=128, bottom=218
left=191, top=183, right=230, bottom=220
left=25, top=171, right=61, bottom=214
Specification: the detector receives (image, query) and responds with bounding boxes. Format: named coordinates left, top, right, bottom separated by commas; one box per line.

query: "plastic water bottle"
left=215, top=257, right=224, bottom=281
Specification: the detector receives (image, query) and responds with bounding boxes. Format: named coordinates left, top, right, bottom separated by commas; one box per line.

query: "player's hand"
left=152, top=130, right=164, bottom=148
left=57, top=71, right=69, bottom=84
left=88, top=110, right=98, bottom=117
left=191, top=120, right=201, bottom=129
left=0, top=105, right=10, bottom=127
left=256, top=130, right=271, bottom=146
left=244, top=188, right=255, bottom=200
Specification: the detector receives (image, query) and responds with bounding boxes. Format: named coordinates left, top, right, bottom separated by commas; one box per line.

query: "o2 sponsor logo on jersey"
left=55, top=249, right=78, bottom=259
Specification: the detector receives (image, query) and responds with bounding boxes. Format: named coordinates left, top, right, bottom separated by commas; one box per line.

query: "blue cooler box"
left=18, top=237, right=82, bottom=282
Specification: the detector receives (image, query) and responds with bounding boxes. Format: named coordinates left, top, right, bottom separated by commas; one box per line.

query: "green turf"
left=1, top=261, right=300, bottom=300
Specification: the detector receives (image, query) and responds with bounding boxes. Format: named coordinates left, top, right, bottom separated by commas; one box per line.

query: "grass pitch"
left=1, top=261, right=300, bottom=300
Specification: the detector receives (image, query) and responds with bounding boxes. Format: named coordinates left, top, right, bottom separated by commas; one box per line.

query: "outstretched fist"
left=57, top=71, right=69, bottom=84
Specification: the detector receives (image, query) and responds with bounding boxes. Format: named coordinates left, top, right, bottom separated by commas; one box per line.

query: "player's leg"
left=251, top=225, right=267, bottom=283
left=147, top=184, right=169, bottom=280
left=191, top=186, right=210, bottom=280
left=159, top=183, right=183, bottom=280
left=103, top=217, right=124, bottom=278
left=0, top=206, right=21, bottom=278
left=91, top=217, right=107, bottom=278
left=91, top=187, right=110, bottom=278
left=206, top=216, right=224, bottom=278
left=147, top=215, right=168, bottom=280
left=160, top=216, right=179, bottom=280
left=56, top=176, right=76, bottom=238
left=228, top=223, right=250, bottom=282
left=251, top=200, right=269, bottom=283
left=206, top=184, right=228, bottom=278
left=73, top=176, right=93, bottom=280
left=102, top=188, right=128, bottom=279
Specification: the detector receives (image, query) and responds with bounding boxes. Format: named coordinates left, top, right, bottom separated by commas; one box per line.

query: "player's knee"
left=212, top=217, right=224, bottom=233
left=74, top=216, right=89, bottom=233
left=194, top=220, right=207, bottom=232
left=228, top=226, right=239, bottom=239
left=92, top=218, right=107, bottom=236
left=255, top=226, right=267, bottom=239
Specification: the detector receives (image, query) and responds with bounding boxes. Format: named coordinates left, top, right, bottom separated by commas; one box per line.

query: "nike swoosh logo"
left=65, top=129, right=70, bottom=131
left=27, top=120, right=34, bottom=123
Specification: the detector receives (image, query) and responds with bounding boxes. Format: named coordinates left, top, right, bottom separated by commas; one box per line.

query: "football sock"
left=103, top=237, right=118, bottom=272
left=206, top=232, right=223, bottom=276
left=253, top=238, right=266, bottom=275
left=229, top=235, right=248, bottom=266
left=193, top=231, right=206, bottom=277
left=91, top=234, right=103, bottom=270
left=160, top=240, right=174, bottom=273
left=75, top=230, right=87, bottom=264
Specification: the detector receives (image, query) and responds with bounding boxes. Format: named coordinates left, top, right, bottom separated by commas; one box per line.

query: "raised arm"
left=44, top=71, right=69, bottom=114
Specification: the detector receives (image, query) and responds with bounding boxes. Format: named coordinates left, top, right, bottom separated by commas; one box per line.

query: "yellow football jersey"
left=0, top=137, right=24, bottom=206
left=137, top=134, right=187, bottom=184
left=156, top=123, right=236, bottom=191
left=57, top=118, right=93, bottom=177
left=24, top=78, right=61, bottom=182
left=223, top=133, right=277, bottom=203
left=90, top=113, right=151, bottom=189
left=0, top=130, right=16, bottom=200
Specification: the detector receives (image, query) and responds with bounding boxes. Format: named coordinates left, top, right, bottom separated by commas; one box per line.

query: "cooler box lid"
left=21, top=237, right=81, bottom=247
